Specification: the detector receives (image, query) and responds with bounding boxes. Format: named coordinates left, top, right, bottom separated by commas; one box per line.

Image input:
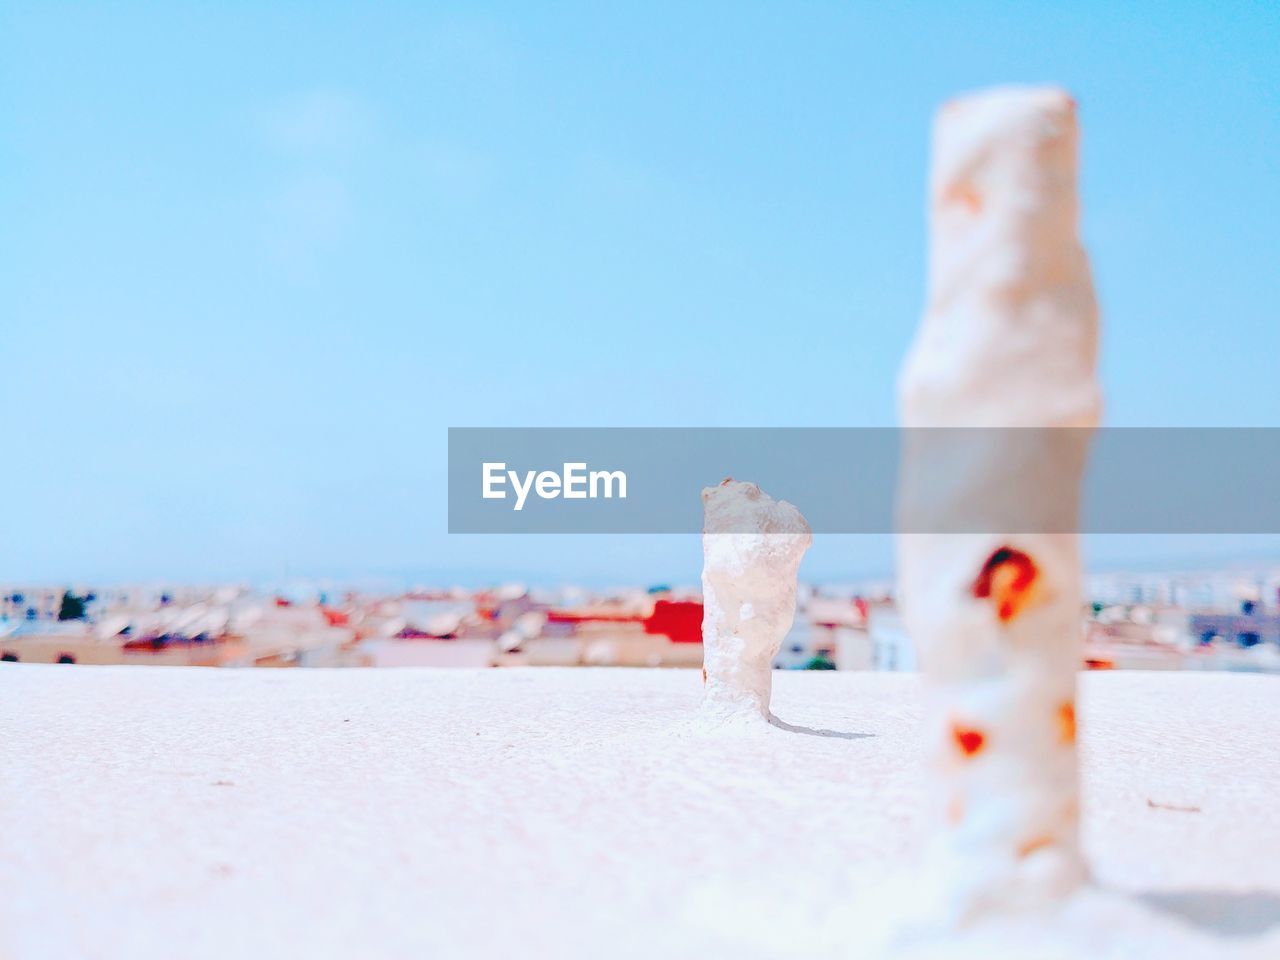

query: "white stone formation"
left=700, top=479, right=812, bottom=724
left=897, top=86, right=1101, bottom=920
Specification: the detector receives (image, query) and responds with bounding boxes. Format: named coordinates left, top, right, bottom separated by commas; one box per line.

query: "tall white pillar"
left=897, top=86, right=1101, bottom=918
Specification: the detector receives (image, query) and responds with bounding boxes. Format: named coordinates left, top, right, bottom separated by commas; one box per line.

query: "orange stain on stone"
left=944, top=182, right=983, bottom=214
left=947, top=793, right=965, bottom=825
left=1017, top=835, right=1054, bottom=859
left=952, top=724, right=986, bottom=758
left=972, top=547, right=1040, bottom=623
left=701, top=667, right=707, bottom=685
left=1058, top=702, right=1077, bottom=744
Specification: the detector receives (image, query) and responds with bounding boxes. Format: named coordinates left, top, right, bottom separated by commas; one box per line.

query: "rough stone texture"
left=2, top=666, right=1278, bottom=958
left=700, top=479, right=811, bottom=723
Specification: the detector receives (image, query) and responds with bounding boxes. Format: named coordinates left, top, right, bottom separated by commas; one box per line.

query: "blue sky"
left=3, top=1, right=1278, bottom=587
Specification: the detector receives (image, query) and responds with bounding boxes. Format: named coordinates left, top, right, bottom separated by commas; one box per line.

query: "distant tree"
left=57, top=591, right=87, bottom=621
left=803, top=654, right=837, bottom=671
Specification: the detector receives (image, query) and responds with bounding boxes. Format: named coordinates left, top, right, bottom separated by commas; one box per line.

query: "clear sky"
left=3, top=1, right=1278, bottom=588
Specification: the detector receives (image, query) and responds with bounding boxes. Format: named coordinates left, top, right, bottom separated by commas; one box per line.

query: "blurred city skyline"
left=3, top=1, right=1278, bottom=585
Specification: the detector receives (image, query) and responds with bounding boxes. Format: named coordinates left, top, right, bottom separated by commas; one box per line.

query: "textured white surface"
left=900, top=85, right=1100, bottom=430
left=3, top=666, right=1279, bottom=959
left=701, top=479, right=811, bottom=722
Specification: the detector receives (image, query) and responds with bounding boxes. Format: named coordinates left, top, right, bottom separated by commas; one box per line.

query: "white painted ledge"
left=2, top=666, right=1278, bottom=959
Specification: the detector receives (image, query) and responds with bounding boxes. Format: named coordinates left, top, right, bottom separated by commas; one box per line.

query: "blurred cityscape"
left=4, top=567, right=1280, bottom=673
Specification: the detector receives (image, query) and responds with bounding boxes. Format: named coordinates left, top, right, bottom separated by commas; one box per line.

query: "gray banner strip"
left=448, top=428, right=1280, bottom=534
